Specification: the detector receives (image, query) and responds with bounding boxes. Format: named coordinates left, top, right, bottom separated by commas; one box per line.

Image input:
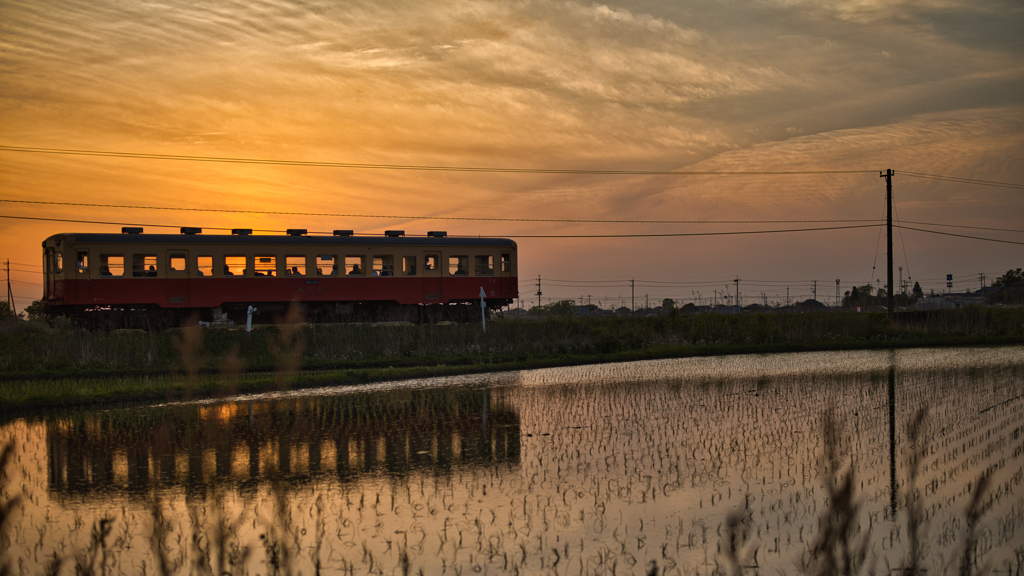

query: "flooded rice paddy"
left=1, top=345, right=1023, bottom=575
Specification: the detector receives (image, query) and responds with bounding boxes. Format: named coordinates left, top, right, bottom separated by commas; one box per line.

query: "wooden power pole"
left=882, top=169, right=894, bottom=322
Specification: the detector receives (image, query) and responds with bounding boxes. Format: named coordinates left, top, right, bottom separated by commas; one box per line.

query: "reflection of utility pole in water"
left=482, top=388, right=489, bottom=434
left=888, top=360, right=897, bottom=518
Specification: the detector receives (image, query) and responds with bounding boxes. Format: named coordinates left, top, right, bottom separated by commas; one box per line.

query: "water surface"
left=2, top=345, right=1023, bottom=575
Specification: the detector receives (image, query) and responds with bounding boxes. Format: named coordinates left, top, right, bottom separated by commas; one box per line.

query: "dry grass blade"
left=0, top=442, right=20, bottom=576
left=149, top=497, right=173, bottom=576
left=960, top=472, right=994, bottom=576
left=803, top=410, right=872, bottom=576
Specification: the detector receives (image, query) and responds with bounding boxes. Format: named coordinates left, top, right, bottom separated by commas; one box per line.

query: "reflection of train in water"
left=41, top=227, right=518, bottom=329
left=47, top=388, right=521, bottom=497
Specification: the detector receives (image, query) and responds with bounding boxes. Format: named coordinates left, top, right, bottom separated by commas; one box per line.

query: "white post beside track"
left=246, top=305, right=257, bottom=333
left=479, top=287, right=487, bottom=333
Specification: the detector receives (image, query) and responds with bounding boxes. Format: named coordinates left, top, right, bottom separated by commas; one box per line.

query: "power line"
left=5, top=215, right=1021, bottom=244
left=895, top=225, right=1024, bottom=246
left=3, top=201, right=1021, bottom=233
left=0, top=145, right=876, bottom=175
left=0, top=214, right=879, bottom=237
left=424, top=225, right=882, bottom=238
left=0, top=215, right=285, bottom=234
left=0, top=198, right=881, bottom=225
left=900, top=171, right=1024, bottom=190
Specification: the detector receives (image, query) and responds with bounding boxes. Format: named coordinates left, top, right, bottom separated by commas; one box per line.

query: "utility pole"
left=836, top=279, right=840, bottom=307
left=4, top=259, right=14, bottom=316
left=734, top=277, right=740, bottom=312
left=813, top=280, right=817, bottom=303
left=630, top=278, right=635, bottom=315
left=979, top=273, right=985, bottom=289
left=536, top=275, right=542, bottom=310
left=786, top=287, right=790, bottom=307
left=882, top=169, right=894, bottom=321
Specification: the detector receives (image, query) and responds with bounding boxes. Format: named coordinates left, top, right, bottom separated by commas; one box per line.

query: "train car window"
left=475, top=255, right=494, bottom=276
left=424, top=254, right=439, bottom=271
left=449, top=255, right=468, bottom=276
left=100, top=254, right=124, bottom=277
left=501, top=253, right=511, bottom=273
left=132, top=255, right=158, bottom=277
left=169, top=253, right=186, bottom=272
left=373, top=255, right=394, bottom=277
left=345, top=255, right=365, bottom=276
left=402, top=256, right=417, bottom=276
left=197, top=256, right=213, bottom=277
left=77, top=252, right=88, bottom=275
left=224, top=255, right=246, bottom=277
left=54, top=252, right=63, bottom=274
left=255, top=255, right=277, bottom=277
left=316, top=255, right=337, bottom=277
left=285, top=255, right=306, bottom=277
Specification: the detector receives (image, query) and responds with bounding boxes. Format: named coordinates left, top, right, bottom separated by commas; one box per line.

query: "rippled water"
left=2, top=346, right=1023, bottom=575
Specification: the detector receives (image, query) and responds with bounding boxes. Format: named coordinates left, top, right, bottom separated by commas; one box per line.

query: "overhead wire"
left=0, top=214, right=881, bottom=238
left=3, top=198, right=1021, bottom=232
left=900, top=171, right=1024, bottom=190
left=0, top=198, right=881, bottom=225
left=0, top=145, right=876, bottom=175
left=7, top=213, right=1022, bottom=243
left=895, top=225, right=1024, bottom=246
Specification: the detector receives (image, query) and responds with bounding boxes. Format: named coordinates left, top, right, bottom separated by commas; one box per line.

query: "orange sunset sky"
left=2, top=0, right=1022, bottom=311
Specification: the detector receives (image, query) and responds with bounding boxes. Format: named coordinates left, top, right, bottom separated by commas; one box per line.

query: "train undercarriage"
left=49, top=300, right=512, bottom=331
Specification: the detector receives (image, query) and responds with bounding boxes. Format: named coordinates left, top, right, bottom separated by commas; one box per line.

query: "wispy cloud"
left=0, top=0, right=1021, bottom=304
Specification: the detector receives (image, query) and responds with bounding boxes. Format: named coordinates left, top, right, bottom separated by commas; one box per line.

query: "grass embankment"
left=2, top=307, right=1022, bottom=410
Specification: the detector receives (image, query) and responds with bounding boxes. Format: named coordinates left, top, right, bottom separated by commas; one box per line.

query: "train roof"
left=47, top=232, right=517, bottom=248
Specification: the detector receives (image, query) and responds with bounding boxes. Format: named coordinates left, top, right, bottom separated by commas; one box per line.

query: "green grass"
left=1, top=307, right=1022, bottom=410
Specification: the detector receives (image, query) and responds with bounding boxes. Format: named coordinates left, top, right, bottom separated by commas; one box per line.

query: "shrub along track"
left=2, top=308, right=1022, bottom=412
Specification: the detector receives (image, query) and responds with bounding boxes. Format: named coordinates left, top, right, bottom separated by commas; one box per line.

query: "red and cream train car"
left=41, top=227, right=518, bottom=329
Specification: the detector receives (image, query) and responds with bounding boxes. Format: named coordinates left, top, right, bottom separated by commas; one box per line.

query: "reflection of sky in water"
left=2, top=345, right=1023, bottom=575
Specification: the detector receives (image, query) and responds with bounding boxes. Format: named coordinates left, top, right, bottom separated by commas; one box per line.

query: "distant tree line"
left=842, top=282, right=923, bottom=310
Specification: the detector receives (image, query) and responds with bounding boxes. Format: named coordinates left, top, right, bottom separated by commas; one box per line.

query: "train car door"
left=166, top=250, right=190, bottom=306
left=423, top=252, right=442, bottom=302
left=75, top=249, right=91, bottom=301
left=43, top=248, right=55, bottom=301
left=500, top=251, right=512, bottom=295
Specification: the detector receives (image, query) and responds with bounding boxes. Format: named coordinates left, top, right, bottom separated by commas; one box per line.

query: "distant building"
left=916, top=294, right=987, bottom=310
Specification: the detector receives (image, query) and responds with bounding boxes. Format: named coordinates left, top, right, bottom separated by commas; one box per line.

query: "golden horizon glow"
left=1, top=0, right=1022, bottom=309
